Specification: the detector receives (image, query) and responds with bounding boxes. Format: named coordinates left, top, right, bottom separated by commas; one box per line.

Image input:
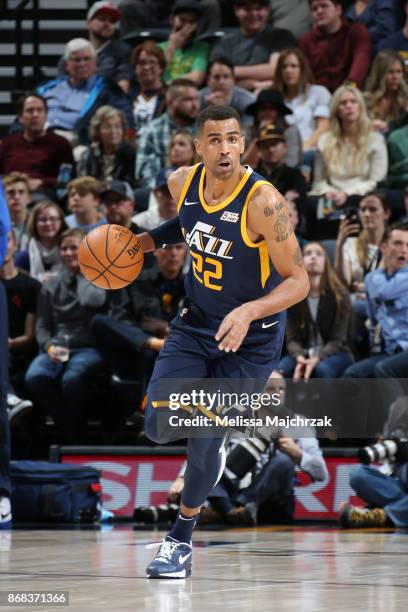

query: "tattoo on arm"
left=292, top=245, right=304, bottom=268
left=273, top=201, right=294, bottom=243
left=264, top=206, right=274, bottom=217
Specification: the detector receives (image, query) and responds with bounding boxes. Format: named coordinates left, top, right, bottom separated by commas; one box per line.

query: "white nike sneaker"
left=0, top=497, right=12, bottom=529
left=145, top=536, right=192, bottom=578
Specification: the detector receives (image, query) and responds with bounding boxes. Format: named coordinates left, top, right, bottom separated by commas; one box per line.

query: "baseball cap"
left=154, top=167, right=175, bottom=190
left=87, top=1, right=121, bottom=22
left=256, top=124, right=286, bottom=143
left=171, top=0, right=203, bottom=16
left=100, top=180, right=134, bottom=202
left=245, top=89, right=293, bottom=116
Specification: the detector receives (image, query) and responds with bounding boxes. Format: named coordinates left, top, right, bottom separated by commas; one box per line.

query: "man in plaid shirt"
left=135, top=78, right=199, bottom=187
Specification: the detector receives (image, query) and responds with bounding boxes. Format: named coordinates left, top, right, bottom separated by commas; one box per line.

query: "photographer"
left=135, top=372, right=328, bottom=526
left=339, top=396, right=408, bottom=529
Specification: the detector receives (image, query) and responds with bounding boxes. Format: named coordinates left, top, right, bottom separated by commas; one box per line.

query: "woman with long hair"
left=279, top=242, right=353, bottom=379
left=364, top=50, right=408, bottom=134
left=76, top=105, right=136, bottom=187
left=309, top=84, right=388, bottom=213
left=167, top=130, right=198, bottom=168
left=274, top=47, right=331, bottom=152
left=15, top=201, right=67, bottom=283
left=335, top=192, right=391, bottom=297
left=335, top=192, right=391, bottom=357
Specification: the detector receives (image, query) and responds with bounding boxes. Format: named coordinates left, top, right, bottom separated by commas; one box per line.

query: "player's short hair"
left=16, top=92, right=47, bottom=116
left=67, top=176, right=104, bottom=198
left=196, top=105, right=240, bottom=133
left=382, top=222, right=408, bottom=243
left=58, top=228, right=85, bottom=247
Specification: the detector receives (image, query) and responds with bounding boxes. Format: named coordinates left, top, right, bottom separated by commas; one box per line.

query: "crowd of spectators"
left=1, top=0, right=408, bottom=457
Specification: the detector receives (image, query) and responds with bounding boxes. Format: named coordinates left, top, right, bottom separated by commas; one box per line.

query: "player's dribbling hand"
left=215, top=306, right=252, bottom=352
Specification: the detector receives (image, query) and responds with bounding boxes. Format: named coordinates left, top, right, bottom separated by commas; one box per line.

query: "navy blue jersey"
left=177, top=162, right=283, bottom=321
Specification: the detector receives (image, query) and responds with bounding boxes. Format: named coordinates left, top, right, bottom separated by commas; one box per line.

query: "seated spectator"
left=254, top=124, right=308, bottom=219
left=244, top=89, right=302, bottom=168
left=3, top=173, right=32, bottom=253
left=76, top=105, right=136, bottom=186
left=335, top=192, right=391, bottom=357
left=0, top=232, right=38, bottom=422
left=24, top=228, right=107, bottom=441
left=335, top=192, right=391, bottom=299
left=199, top=57, right=256, bottom=126
left=298, top=0, right=371, bottom=93
left=279, top=241, right=353, bottom=379
left=0, top=94, right=75, bottom=196
left=86, top=1, right=131, bottom=93
left=273, top=47, right=331, bottom=154
left=37, top=38, right=133, bottom=145
left=266, top=0, right=312, bottom=38
left=91, top=242, right=186, bottom=393
left=167, top=129, right=197, bottom=168
left=377, top=0, right=408, bottom=66
left=15, top=201, right=67, bottom=283
left=118, top=0, right=221, bottom=40
left=100, top=180, right=143, bottom=233
left=133, top=169, right=178, bottom=230
left=345, top=0, right=396, bottom=53
left=211, top=0, right=295, bottom=93
left=344, top=222, right=408, bottom=379
left=135, top=78, right=199, bottom=187
left=129, top=41, right=167, bottom=136
left=387, top=116, right=408, bottom=189
left=364, top=50, right=408, bottom=135
left=158, top=0, right=209, bottom=86
left=58, top=2, right=132, bottom=93
left=66, top=177, right=106, bottom=233
left=309, top=85, right=388, bottom=226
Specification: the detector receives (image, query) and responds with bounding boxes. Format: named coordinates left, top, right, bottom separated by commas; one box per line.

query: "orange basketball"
left=78, top=224, right=144, bottom=290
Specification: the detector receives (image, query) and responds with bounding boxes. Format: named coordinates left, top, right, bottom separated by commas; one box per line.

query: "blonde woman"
left=364, top=50, right=408, bottom=134
left=310, top=85, right=388, bottom=210
left=76, top=105, right=136, bottom=186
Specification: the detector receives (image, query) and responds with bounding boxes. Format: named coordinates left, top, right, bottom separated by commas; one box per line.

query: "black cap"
left=246, top=89, right=293, bottom=116
left=154, top=167, right=175, bottom=190
left=256, top=123, right=286, bottom=143
left=100, top=180, right=134, bottom=202
left=171, top=0, right=203, bottom=16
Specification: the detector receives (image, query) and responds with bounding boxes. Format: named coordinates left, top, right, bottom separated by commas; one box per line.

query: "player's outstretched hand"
left=215, top=306, right=252, bottom=353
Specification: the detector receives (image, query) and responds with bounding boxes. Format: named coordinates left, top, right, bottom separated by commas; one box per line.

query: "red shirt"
left=0, top=130, right=75, bottom=187
left=298, top=19, right=371, bottom=93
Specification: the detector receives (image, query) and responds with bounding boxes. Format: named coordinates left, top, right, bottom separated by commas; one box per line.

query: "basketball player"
left=136, top=106, right=309, bottom=578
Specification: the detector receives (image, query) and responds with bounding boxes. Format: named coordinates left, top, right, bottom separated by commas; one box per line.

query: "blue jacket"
left=365, top=264, right=408, bottom=354
left=37, top=75, right=134, bottom=145
left=346, top=0, right=396, bottom=52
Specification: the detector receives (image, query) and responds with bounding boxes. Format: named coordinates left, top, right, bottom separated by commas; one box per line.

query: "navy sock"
left=167, top=511, right=199, bottom=544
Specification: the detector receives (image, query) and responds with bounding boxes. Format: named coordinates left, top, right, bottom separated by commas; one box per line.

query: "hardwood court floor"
left=1, top=525, right=407, bottom=611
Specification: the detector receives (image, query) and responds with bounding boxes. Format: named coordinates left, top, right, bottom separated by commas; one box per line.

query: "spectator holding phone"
left=335, top=192, right=391, bottom=356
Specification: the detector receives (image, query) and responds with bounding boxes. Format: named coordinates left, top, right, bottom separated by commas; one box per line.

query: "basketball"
left=78, top=224, right=144, bottom=290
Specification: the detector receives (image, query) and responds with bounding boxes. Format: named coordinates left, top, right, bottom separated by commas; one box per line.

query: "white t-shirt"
left=343, top=237, right=379, bottom=283
left=133, top=94, right=158, bottom=133
left=284, top=84, right=331, bottom=144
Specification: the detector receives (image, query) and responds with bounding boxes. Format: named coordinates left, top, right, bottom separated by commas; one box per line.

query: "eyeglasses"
left=37, top=216, right=61, bottom=224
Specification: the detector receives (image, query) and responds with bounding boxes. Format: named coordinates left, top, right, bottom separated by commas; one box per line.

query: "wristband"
left=149, top=218, right=184, bottom=249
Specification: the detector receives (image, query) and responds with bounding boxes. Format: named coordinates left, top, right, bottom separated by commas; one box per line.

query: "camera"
left=224, top=423, right=280, bottom=480
left=133, top=503, right=179, bottom=524
left=358, top=438, right=408, bottom=465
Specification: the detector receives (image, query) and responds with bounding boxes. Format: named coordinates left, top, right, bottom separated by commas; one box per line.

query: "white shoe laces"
left=146, top=540, right=179, bottom=563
